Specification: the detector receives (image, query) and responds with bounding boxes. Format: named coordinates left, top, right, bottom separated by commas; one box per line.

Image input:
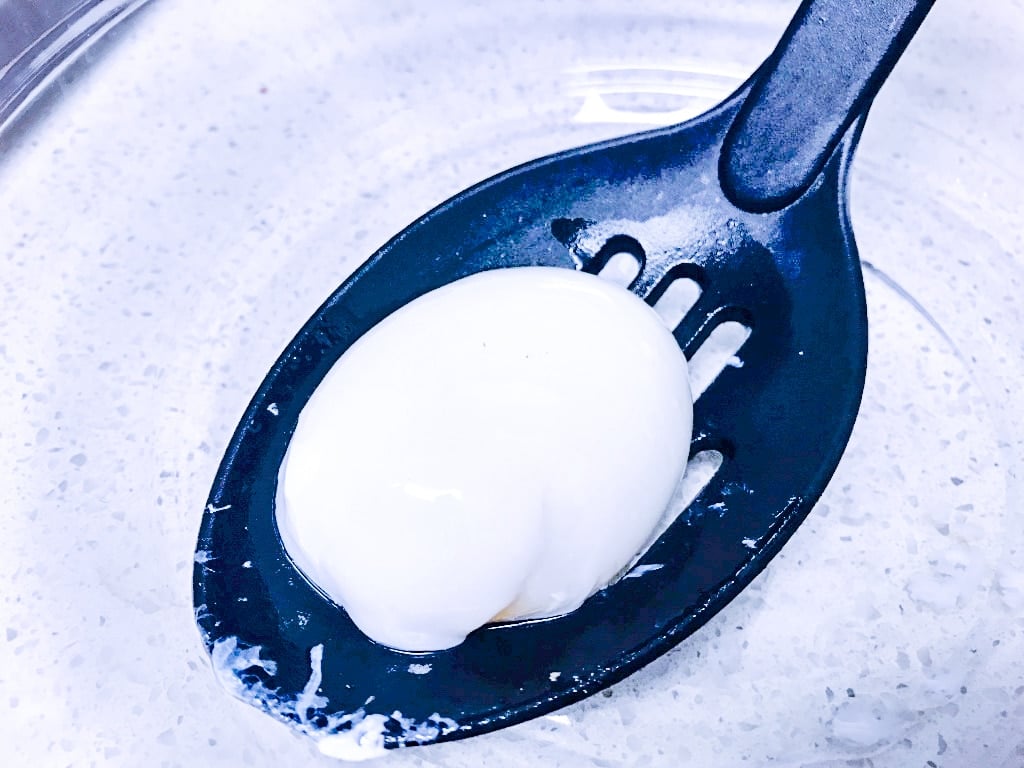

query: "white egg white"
left=277, top=266, right=693, bottom=652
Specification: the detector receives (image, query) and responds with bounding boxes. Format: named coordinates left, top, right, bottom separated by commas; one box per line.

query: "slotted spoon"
left=194, top=0, right=935, bottom=754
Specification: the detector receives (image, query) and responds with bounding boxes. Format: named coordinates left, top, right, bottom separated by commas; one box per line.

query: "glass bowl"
left=1, top=1, right=1021, bottom=765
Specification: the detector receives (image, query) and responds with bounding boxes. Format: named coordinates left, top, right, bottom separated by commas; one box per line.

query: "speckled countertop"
left=1, top=1, right=1022, bottom=766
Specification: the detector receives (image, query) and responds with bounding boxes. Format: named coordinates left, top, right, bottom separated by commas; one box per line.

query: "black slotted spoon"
left=194, top=0, right=935, bottom=753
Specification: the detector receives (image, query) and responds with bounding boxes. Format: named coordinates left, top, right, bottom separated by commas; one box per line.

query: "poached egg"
left=276, top=266, right=693, bottom=652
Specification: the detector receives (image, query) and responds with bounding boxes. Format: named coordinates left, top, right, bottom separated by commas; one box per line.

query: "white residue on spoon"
left=205, top=631, right=458, bottom=761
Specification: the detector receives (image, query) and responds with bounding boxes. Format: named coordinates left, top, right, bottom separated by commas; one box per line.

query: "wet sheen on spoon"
left=194, top=0, right=936, bottom=757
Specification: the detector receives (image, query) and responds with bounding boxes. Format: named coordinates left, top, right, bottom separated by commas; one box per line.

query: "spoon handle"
left=719, top=0, right=936, bottom=213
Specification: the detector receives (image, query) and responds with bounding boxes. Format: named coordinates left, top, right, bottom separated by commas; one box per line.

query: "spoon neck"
left=719, top=0, right=936, bottom=214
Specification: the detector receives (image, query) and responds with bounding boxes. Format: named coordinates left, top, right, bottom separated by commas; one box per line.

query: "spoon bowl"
left=194, top=0, right=932, bottom=754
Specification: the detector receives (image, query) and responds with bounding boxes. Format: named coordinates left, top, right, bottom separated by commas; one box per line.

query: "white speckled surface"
left=1, top=0, right=1022, bottom=765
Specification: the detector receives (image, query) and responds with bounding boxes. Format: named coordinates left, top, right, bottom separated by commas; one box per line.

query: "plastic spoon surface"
left=194, top=0, right=935, bottom=754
